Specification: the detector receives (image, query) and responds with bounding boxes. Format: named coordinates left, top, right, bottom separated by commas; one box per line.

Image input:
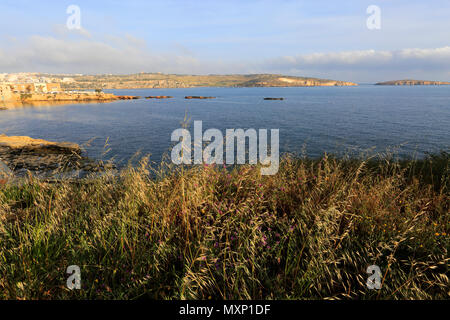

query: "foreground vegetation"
left=0, top=153, right=448, bottom=299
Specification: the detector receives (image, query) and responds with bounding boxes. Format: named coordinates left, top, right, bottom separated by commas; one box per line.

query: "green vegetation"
left=0, top=153, right=448, bottom=299
left=19, top=93, right=32, bottom=100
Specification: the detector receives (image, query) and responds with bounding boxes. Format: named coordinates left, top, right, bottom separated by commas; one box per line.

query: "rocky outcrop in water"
left=60, top=73, right=358, bottom=90
left=185, top=96, right=216, bottom=99
left=117, top=95, right=141, bottom=100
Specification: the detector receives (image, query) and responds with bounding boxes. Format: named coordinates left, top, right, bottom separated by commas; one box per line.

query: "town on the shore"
left=0, top=72, right=120, bottom=104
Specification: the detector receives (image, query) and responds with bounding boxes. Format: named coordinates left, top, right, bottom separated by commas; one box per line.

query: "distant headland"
left=0, top=74, right=141, bottom=107
left=0, top=72, right=357, bottom=92
left=375, top=79, right=450, bottom=86
left=55, top=73, right=358, bottom=89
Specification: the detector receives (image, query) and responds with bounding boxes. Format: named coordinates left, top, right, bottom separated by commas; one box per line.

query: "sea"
left=1, top=85, right=449, bottom=167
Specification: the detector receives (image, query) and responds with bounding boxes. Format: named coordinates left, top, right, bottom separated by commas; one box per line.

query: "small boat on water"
left=264, top=97, right=284, bottom=100
left=145, top=96, right=173, bottom=99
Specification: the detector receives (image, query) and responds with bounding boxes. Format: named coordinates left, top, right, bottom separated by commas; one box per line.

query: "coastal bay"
left=1, top=85, right=448, bottom=170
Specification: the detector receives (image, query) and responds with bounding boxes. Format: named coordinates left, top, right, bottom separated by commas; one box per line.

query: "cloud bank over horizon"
left=0, top=33, right=449, bottom=83
left=1, top=1, right=449, bottom=82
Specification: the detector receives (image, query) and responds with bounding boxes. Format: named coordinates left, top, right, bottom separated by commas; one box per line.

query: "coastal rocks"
left=0, top=135, right=81, bottom=150
left=0, top=134, right=114, bottom=178
left=117, top=95, right=141, bottom=100
left=264, top=97, right=284, bottom=100
left=3, top=92, right=119, bottom=103
left=0, top=134, right=81, bottom=174
left=185, top=96, right=216, bottom=99
left=61, top=73, right=359, bottom=90
left=145, top=96, right=173, bottom=99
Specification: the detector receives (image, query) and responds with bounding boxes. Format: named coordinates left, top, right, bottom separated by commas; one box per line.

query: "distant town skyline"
left=0, top=0, right=449, bottom=82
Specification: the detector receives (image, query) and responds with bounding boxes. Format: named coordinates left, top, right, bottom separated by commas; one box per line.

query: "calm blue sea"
left=0, top=85, right=449, bottom=166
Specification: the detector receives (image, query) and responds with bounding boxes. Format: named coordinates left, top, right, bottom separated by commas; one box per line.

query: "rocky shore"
left=117, top=95, right=141, bottom=100
left=0, top=92, right=142, bottom=109
left=0, top=135, right=113, bottom=179
left=185, top=96, right=216, bottom=99
left=18, top=92, right=117, bottom=102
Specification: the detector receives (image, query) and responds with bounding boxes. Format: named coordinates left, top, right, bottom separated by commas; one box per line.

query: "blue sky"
left=0, top=0, right=449, bottom=82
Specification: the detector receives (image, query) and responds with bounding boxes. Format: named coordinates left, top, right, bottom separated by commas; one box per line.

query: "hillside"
left=50, top=73, right=358, bottom=90
left=375, top=79, right=450, bottom=86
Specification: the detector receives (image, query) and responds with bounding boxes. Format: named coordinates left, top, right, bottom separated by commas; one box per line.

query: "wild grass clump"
left=0, top=153, right=448, bottom=299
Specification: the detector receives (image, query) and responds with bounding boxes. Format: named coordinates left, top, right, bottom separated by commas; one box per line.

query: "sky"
left=0, top=0, right=449, bottom=82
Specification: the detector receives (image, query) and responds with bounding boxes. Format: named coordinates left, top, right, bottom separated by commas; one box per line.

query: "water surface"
left=0, top=85, right=449, bottom=166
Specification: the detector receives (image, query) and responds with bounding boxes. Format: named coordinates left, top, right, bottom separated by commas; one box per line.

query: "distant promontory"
left=375, top=79, right=450, bottom=86
left=55, top=73, right=357, bottom=90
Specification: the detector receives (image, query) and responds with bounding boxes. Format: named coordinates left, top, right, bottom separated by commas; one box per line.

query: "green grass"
left=0, top=153, right=448, bottom=299
left=59, top=73, right=354, bottom=90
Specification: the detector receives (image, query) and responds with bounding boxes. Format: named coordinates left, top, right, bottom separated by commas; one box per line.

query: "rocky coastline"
left=0, top=135, right=113, bottom=180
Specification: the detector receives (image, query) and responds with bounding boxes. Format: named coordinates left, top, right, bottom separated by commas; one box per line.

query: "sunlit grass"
left=0, top=152, right=448, bottom=299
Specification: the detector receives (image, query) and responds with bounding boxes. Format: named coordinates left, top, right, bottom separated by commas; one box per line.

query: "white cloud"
left=51, top=24, right=92, bottom=38
left=0, top=35, right=204, bottom=74
left=269, top=47, right=450, bottom=67
left=264, top=47, right=450, bottom=81
left=0, top=33, right=449, bottom=82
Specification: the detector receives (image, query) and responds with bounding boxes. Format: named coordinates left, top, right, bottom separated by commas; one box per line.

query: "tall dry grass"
left=0, top=153, right=448, bottom=299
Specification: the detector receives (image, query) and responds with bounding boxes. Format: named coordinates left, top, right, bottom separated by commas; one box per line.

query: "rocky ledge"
left=117, top=95, right=141, bottom=100
left=0, top=134, right=113, bottom=179
left=145, top=96, right=173, bottom=99
left=185, top=96, right=216, bottom=99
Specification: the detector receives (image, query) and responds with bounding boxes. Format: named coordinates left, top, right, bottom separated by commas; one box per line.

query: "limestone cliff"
left=238, top=76, right=357, bottom=87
